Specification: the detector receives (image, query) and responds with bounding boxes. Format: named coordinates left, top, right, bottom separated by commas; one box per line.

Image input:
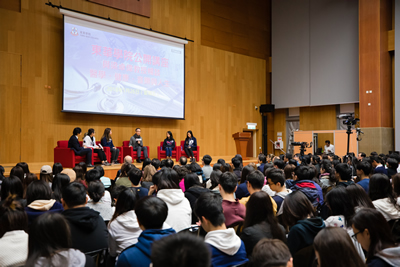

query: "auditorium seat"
left=122, top=141, right=150, bottom=161
left=157, top=141, right=180, bottom=161
left=54, top=141, right=110, bottom=168
left=180, top=141, right=200, bottom=162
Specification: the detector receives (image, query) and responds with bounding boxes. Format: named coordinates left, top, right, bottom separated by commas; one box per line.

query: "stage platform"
left=2, top=156, right=258, bottom=179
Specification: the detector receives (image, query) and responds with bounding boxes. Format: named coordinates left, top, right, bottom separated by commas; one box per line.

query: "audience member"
left=62, top=182, right=108, bottom=253
left=274, top=159, right=285, bottom=170
left=219, top=172, right=246, bottom=228
left=165, top=158, right=174, bottom=168
left=250, top=239, right=292, bottom=267
left=22, top=173, right=38, bottom=199
left=241, top=191, right=286, bottom=256
left=236, top=165, right=255, bottom=199
left=95, top=165, right=112, bottom=189
left=10, top=166, right=24, bottom=185
left=179, top=156, right=188, bottom=166
left=258, top=154, right=267, bottom=173
left=346, top=184, right=375, bottom=211
left=369, top=173, right=400, bottom=221
left=194, top=193, right=248, bottom=266
left=115, top=156, right=133, bottom=179
left=319, top=160, right=336, bottom=198
left=16, top=162, right=30, bottom=178
left=356, top=160, right=372, bottom=193
left=151, top=158, right=161, bottom=170
left=282, top=191, right=325, bottom=256
left=0, top=195, right=28, bottom=267
left=268, top=169, right=292, bottom=211
left=393, top=173, right=400, bottom=198
left=0, top=176, right=24, bottom=206
left=40, top=165, right=54, bottom=186
left=371, top=156, right=388, bottom=175
left=116, top=163, right=134, bottom=187
left=314, top=227, right=366, bottom=267
left=207, top=169, right=222, bottom=193
left=108, top=188, right=142, bottom=258
left=141, top=158, right=152, bottom=171
left=352, top=208, right=400, bottom=267
left=151, top=168, right=191, bottom=232
left=184, top=172, right=210, bottom=224
left=151, top=233, right=211, bottom=267
left=232, top=157, right=242, bottom=181
left=116, top=196, right=176, bottom=267
left=52, top=162, right=63, bottom=176
left=51, top=173, right=70, bottom=203
left=25, top=212, right=94, bottom=266
left=202, top=155, right=213, bottom=180
left=25, top=180, right=63, bottom=224
left=62, top=168, right=77, bottom=183
left=128, top=167, right=149, bottom=199
left=86, top=180, right=115, bottom=221
left=335, top=163, right=355, bottom=187
left=387, top=157, right=399, bottom=179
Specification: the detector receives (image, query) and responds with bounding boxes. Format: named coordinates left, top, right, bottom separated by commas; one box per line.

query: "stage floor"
left=2, top=156, right=258, bottom=178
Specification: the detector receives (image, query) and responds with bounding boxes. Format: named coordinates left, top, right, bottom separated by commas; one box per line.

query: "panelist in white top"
left=83, top=128, right=111, bottom=166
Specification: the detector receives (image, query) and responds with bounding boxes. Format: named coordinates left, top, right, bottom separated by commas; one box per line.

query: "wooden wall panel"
left=0, top=52, right=21, bottom=163
left=0, top=0, right=267, bottom=163
left=273, top=108, right=286, bottom=155
left=87, top=0, right=151, bottom=17
left=300, top=105, right=337, bottom=131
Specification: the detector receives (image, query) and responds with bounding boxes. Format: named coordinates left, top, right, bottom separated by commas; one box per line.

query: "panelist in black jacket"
left=68, top=127, right=93, bottom=167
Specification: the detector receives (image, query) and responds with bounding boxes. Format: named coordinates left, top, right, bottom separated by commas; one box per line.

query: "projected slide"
left=63, top=16, right=185, bottom=119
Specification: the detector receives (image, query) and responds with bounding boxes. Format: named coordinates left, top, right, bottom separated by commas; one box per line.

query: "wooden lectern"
left=232, top=132, right=251, bottom=160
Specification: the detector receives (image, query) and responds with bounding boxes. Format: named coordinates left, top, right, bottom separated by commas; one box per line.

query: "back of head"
left=190, top=162, right=202, bottom=173
left=194, top=192, right=224, bottom=227
left=393, top=173, right=400, bottom=197
left=244, top=191, right=276, bottom=229
left=282, top=191, right=315, bottom=227
left=26, top=180, right=52, bottom=205
left=142, top=158, right=152, bottom=170
left=52, top=162, right=63, bottom=176
left=345, top=184, right=374, bottom=209
left=120, top=163, right=134, bottom=177
left=210, top=170, right=222, bottom=190
left=11, top=166, right=24, bottom=183
left=203, top=155, right=212, bottom=165
left=241, top=165, right=255, bottom=183
left=369, top=173, right=394, bottom=202
left=94, top=165, right=105, bottom=177
left=86, top=168, right=101, bottom=183
left=77, top=162, right=87, bottom=174
left=26, top=212, right=71, bottom=266
left=314, top=227, right=366, bottom=267
left=294, top=165, right=314, bottom=181
left=273, top=159, right=285, bottom=170
left=179, top=156, right=187, bottom=166
left=124, top=155, right=133, bottom=164
left=258, top=154, right=267, bottom=163
left=247, top=170, right=265, bottom=190
left=232, top=157, right=241, bottom=169
left=387, top=157, right=399, bottom=170
left=184, top=173, right=201, bottom=190
left=51, top=173, right=70, bottom=202
left=251, top=239, right=291, bottom=267
left=220, top=163, right=232, bottom=173
left=356, top=160, right=372, bottom=176
left=212, top=163, right=222, bottom=171
left=283, top=164, right=296, bottom=179
left=1, top=176, right=23, bottom=200
left=175, top=166, right=190, bottom=180
left=217, top=159, right=226, bottom=165
left=157, top=168, right=180, bottom=190
left=111, top=187, right=138, bottom=222
left=16, top=162, right=30, bottom=175
left=165, top=159, right=174, bottom=168
left=151, top=158, right=161, bottom=170
left=62, top=182, right=87, bottom=208
left=135, top=196, right=168, bottom=229
left=0, top=194, right=28, bottom=238
left=219, top=172, right=237, bottom=194
left=88, top=181, right=105, bottom=203
left=285, top=153, right=293, bottom=160
left=151, top=233, right=211, bottom=267
left=72, top=165, right=83, bottom=181
left=128, top=168, right=143, bottom=186
left=267, top=169, right=286, bottom=187
left=325, top=187, right=354, bottom=226
left=288, top=159, right=297, bottom=166
left=352, top=208, right=395, bottom=261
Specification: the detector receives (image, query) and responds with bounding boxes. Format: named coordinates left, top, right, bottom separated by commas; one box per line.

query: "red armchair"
left=157, top=141, right=180, bottom=161
left=122, top=141, right=150, bottom=161
left=95, top=141, right=122, bottom=163
left=54, top=141, right=91, bottom=168
left=180, top=141, right=200, bottom=162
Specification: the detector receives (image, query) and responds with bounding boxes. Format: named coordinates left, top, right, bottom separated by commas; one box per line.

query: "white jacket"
left=205, top=228, right=242, bottom=255
left=35, top=249, right=86, bottom=267
left=0, top=230, right=28, bottom=267
left=373, top=198, right=400, bottom=221
left=107, top=210, right=142, bottom=257
left=83, top=135, right=99, bottom=148
left=156, top=189, right=192, bottom=232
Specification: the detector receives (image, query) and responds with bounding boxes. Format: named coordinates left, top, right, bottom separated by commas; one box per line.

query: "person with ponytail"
left=0, top=194, right=28, bottom=266
left=86, top=180, right=115, bottom=221
left=83, top=128, right=111, bottom=166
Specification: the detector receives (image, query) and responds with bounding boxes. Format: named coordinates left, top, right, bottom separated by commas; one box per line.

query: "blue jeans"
left=165, top=147, right=173, bottom=157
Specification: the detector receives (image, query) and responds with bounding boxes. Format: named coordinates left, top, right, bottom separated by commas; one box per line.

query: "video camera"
left=341, top=115, right=359, bottom=126
left=291, top=142, right=308, bottom=147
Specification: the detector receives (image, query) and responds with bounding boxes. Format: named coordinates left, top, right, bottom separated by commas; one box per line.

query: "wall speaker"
left=259, top=104, right=275, bottom=113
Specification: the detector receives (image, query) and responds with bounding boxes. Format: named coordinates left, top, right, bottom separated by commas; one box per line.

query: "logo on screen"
left=71, top=27, right=79, bottom=36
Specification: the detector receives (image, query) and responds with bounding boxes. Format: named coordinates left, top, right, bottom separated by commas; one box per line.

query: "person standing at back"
left=68, top=127, right=93, bottom=167
left=324, top=140, right=335, bottom=154
left=184, top=130, right=197, bottom=163
left=129, top=128, right=148, bottom=163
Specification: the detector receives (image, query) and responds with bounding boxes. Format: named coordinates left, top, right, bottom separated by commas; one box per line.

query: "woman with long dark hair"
left=346, top=184, right=375, bottom=211
left=241, top=191, right=286, bottom=256
left=314, top=228, right=366, bottom=267
left=25, top=212, right=94, bottom=266
left=52, top=162, right=63, bottom=176
left=83, top=128, right=111, bottom=166
left=0, top=194, right=28, bottom=266
left=23, top=173, right=38, bottom=199
left=16, top=162, right=30, bottom=178
left=324, top=187, right=365, bottom=259
left=10, top=166, right=24, bottom=185
left=108, top=187, right=141, bottom=258
left=0, top=176, right=24, bottom=206
left=86, top=180, right=114, bottom=221
left=236, top=165, right=256, bottom=199
left=184, top=173, right=210, bottom=224
left=100, top=127, right=120, bottom=164
left=184, top=130, right=197, bottom=163
left=369, top=173, right=400, bottom=221
left=51, top=173, right=70, bottom=203
left=352, top=208, right=400, bottom=267
left=163, top=131, right=176, bottom=160
left=282, top=191, right=325, bottom=256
